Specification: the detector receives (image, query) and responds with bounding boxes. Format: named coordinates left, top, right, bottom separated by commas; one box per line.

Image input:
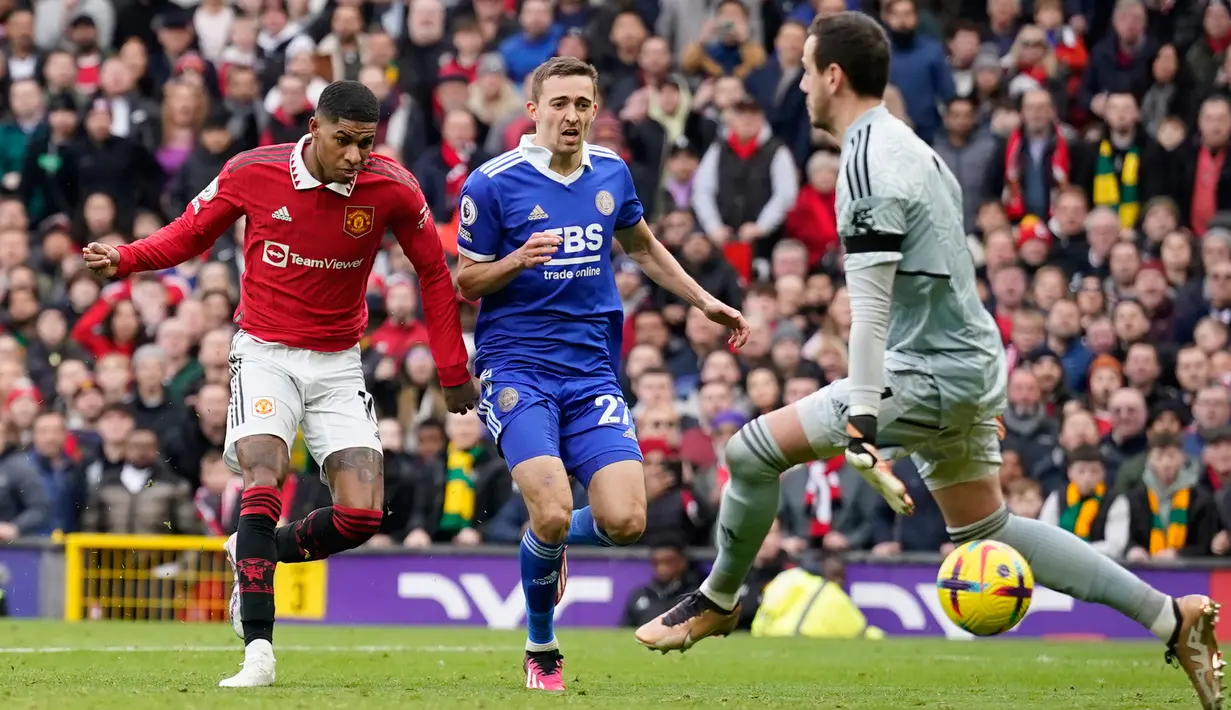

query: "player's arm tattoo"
left=325, top=447, right=385, bottom=484
left=235, top=435, right=290, bottom=487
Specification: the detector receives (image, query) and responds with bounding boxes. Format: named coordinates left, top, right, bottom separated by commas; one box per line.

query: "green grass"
left=0, top=621, right=1200, bottom=709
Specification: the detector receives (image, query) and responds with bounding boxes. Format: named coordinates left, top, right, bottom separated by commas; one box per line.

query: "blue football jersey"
left=458, top=136, right=644, bottom=377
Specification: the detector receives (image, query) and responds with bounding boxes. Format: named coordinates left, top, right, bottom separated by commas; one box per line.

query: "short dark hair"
left=1068, top=445, right=1104, bottom=465
left=529, top=56, right=598, bottom=102
left=808, top=12, right=890, bottom=100
left=1148, top=431, right=1183, bottom=452
left=315, top=80, right=379, bottom=124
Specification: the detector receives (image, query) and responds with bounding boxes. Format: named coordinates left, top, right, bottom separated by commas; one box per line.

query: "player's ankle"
left=1151, top=597, right=1180, bottom=644
left=525, top=638, right=559, bottom=653
left=699, top=581, right=737, bottom=612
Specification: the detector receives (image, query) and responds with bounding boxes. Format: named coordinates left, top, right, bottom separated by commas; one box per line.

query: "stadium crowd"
left=2, top=0, right=1231, bottom=594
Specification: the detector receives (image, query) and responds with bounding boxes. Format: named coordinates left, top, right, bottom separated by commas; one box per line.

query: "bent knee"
left=531, top=505, right=572, bottom=542
left=725, top=427, right=784, bottom=481
left=595, top=508, right=645, bottom=545
left=236, top=434, right=289, bottom=488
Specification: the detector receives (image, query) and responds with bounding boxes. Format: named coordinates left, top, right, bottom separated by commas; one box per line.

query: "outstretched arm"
left=113, top=174, right=243, bottom=277
left=616, top=218, right=748, bottom=347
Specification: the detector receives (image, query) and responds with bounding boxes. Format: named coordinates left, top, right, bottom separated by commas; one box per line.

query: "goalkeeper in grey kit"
left=635, top=10, right=1224, bottom=710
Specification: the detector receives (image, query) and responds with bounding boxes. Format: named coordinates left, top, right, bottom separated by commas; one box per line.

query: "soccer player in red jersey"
left=83, top=81, right=478, bottom=688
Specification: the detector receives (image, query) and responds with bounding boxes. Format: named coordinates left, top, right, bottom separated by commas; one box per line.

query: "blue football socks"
left=564, top=506, right=615, bottom=547
left=520, top=529, right=565, bottom=650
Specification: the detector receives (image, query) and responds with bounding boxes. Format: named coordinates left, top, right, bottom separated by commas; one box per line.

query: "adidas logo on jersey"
left=272, top=206, right=292, bottom=222
left=528, top=205, right=549, bottom=221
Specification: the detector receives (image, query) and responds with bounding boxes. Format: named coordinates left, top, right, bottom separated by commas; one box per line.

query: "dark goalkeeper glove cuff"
left=846, top=413, right=878, bottom=448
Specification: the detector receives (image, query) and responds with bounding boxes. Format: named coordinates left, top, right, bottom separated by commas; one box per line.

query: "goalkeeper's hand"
left=844, top=413, right=916, bottom=516
left=843, top=414, right=883, bottom=471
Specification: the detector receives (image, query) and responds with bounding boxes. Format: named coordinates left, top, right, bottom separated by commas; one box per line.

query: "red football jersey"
left=115, top=137, right=470, bottom=387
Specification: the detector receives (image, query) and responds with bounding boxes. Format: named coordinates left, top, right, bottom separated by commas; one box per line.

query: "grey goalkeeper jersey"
left=837, top=105, right=1006, bottom=427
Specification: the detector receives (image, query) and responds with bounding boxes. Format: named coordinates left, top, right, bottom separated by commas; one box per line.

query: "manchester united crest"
left=595, top=190, right=615, bottom=216
left=253, top=397, right=275, bottom=418
left=343, top=206, right=375, bottom=239
left=497, top=387, right=518, bottom=412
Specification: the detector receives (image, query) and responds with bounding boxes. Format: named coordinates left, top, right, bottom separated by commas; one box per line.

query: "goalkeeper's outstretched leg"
left=635, top=401, right=841, bottom=652
left=936, top=473, right=1223, bottom=710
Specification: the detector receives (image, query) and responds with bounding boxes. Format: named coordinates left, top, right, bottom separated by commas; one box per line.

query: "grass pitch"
left=0, top=620, right=1199, bottom=709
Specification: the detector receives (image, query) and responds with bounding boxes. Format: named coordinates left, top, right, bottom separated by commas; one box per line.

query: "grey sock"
left=700, top=417, right=788, bottom=608
left=950, top=506, right=1171, bottom=635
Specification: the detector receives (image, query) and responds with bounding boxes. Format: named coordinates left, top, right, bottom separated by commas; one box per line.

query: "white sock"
left=1150, top=597, right=1179, bottom=644
left=699, top=579, right=737, bottom=612
left=525, top=637, right=559, bottom=653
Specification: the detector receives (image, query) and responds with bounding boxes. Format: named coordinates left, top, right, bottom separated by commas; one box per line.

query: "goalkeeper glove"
left=844, top=413, right=882, bottom=471
left=844, top=412, right=915, bottom=515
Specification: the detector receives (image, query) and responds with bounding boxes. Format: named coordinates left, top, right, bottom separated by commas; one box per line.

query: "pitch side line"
left=0, top=644, right=523, bottom=654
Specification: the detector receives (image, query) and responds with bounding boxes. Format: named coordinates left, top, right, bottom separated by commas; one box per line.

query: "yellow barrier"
left=62, top=534, right=328, bottom=622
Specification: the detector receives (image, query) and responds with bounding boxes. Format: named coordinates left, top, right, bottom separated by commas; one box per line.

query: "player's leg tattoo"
left=275, top=447, right=384, bottom=563
left=234, top=434, right=288, bottom=647
left=702, top=407, right=817, bottom=610
left=515, top=455, right=572, bottom=652
left=940, top=475, right=1176, bottom=641
left=569, top=460, right=646, bottom=546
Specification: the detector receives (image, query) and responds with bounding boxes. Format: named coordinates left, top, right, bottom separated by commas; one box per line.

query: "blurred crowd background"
left=5, top=0, right=1231, bottom=621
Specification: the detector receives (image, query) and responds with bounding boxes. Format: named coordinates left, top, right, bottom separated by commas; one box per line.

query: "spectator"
left=1163, top=95, right=1231, bottom=235
left=437, top=410, right=510, bottom=545
left=1102, top=386, right=1150, bottom=479
left=884, top=0, right=955, bottom=143
left=619, top=545, right=703, bottom=627
left=988, top=88, right=1074, bottom=222
left=1006, top=476, right=1044, bottom=518
left=414, top=108, right=488, bottom=223
left=934, top=96, right=998, bottom=229
left=1081, top=0, right=1157, bottom=114
left=4, top=10, right=42, bottom=84
left=260, top=74, right=312, bottom=146
left=680, top=0, right=766, bottom=81
left=691, top=96, right=798, bottom=261
left=194, top=449, right=242, bottom=537
left=743, top=21, right=809, bottom=168
left=316, top=4, right=366, bottom=83
left=983, top=0, right=1023, bottom=56
left=1039, top=444, right=1130, bottom=557
left=27, top=411, right=85, bottom=534
left=783, top=151, right=840, bottom=265
left=1125, top=432, right=1219, bottom=559
left=0, top=422, right=51, bottom=539
left=80, top=427, right=198, bottom=534
left=499, top=0, right=562, bottom=84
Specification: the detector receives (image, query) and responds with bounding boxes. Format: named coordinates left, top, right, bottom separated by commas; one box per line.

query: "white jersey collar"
left=846, top=104, right=889, bottom=136
left=289, top=134, right=357, bottom=197
left=517, top=134, right=592, bottom=186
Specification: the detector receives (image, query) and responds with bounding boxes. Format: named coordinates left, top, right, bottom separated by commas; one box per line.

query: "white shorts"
left=797, top=363, right=1003, bottom=491
left=223, top=331, right=381, bottom=475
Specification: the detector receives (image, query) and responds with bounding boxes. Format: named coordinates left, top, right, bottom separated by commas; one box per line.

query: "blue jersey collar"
left=517, top=134, right=592, bottom=186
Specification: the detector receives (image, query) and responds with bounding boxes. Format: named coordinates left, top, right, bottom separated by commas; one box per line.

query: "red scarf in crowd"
left=803, top=457, right=844, bottom=539
left=1003, top=124, right=1070, bottom=221
left=441, top=142, right=471, bottom=213
left=1210, top=32, right=1231, bottom=55
left=727, top=132, right=761, bottom=160
left=1016, top=62, right=1050, bottom=84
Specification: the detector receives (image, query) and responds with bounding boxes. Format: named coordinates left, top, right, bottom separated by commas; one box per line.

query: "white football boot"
left=223, top=533, right=243, bottom=639
left=218, top=639, right=276, bottom=688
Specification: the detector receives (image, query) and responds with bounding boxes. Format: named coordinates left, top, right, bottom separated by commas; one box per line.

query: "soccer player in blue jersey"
left=455, top=56, right=749, bottom=692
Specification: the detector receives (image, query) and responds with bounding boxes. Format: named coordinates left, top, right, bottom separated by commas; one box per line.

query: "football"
left=936, top=540, right=1035, bottom=636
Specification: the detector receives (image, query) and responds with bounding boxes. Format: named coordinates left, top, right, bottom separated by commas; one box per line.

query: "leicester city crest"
left=595, top=190, right=615, bottom=216
left=497, top=387, right=518, bottom=412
